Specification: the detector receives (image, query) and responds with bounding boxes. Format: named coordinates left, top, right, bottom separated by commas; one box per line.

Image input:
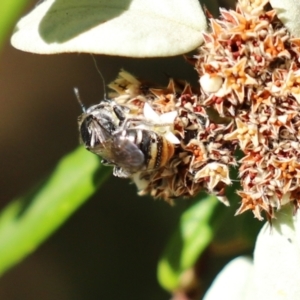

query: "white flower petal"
left=164, top=131, right=180, bottom=144
left=143, top=102, right=160, bottom=122
left=159, top=110, right=178, bottom=124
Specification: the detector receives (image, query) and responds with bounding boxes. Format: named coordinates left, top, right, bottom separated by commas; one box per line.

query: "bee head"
left=78, top=107, right=118, bottom=150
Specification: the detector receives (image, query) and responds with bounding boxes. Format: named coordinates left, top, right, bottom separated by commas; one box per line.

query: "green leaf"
left=157, top=165, right=262, bottom=291
left=157, top=194, right=219, bottom=290
left=0, top=146, right=111, bottom=276
left=211, top=183, right=262, bottom=253
left=0, top=0, right=29, bottom=50
left=11, top=0, right=207, bottom=57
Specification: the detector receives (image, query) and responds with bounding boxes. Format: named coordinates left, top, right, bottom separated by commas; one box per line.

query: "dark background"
left=0, top=12, right=200, bottom=300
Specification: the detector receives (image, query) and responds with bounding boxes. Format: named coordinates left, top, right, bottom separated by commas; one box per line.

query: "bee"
left=77, top=97, right=175, bottom=178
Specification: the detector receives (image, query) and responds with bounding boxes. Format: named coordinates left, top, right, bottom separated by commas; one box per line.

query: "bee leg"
left=113, top=105, right=126, bottom=122
left=113, top=105, right=143, bottom=131
left=101, top=159, right=114, bottom=166
left=113, top=166, right=130, bottom=178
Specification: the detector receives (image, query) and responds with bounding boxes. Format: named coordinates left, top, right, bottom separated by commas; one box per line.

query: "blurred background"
left=0, top=3, right=204, bottom=300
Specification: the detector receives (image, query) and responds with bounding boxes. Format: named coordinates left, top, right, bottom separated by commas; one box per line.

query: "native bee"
left=77, top=98, right=175, bottom=178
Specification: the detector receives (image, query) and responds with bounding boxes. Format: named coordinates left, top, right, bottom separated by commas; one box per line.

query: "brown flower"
left=87, top=0, right=300, bottom=220
left=195, top=0, right=300, bottom=219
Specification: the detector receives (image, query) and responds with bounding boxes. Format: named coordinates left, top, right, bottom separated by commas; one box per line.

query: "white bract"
left=203, top=256, right=253, bottom=300
left=11, top=0, right=207, bottom=57
left=270, top=0, right=300, bottom=38
left=142, top=103, right=180, bottom=144
left=204, top=206, right=300, bottom=300
left=248, top=206, right=300, bottom=300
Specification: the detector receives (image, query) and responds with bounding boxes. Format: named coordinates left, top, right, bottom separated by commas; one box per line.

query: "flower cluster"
left=196, top=0, right=300, bottom=219
left=109, top=70, right=237, bottom=205
left=107, top=0, right=300, bottom=220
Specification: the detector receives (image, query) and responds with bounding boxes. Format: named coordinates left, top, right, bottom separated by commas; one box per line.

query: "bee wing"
left=112, top=135, right=145, bottom=169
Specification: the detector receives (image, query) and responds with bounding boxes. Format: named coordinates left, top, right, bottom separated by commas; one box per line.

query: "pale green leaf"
left=157, top=195, right=219, bottom=290
left=11, top=0, right=207, bottom=57
left=0, top=147, right=110, bottom=276
left=157, top=169, right=261, bottom=292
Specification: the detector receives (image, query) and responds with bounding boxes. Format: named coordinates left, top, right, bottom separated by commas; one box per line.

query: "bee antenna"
left=74, top=87, right=86, bottom=112
left=90, top=54, right=107, bottom=100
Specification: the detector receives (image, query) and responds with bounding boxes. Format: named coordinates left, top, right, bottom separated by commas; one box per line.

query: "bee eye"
left=80, top=117, right=92, bottom=146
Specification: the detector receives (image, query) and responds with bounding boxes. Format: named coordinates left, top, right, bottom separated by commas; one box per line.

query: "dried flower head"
left=108, top=70, right=237, bottom=205
left=79, top=0, right=300, bottom=220
left=195, top=0, right=300, bottom=219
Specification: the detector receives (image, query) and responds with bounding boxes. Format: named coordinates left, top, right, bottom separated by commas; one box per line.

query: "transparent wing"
left=112, top=135, right=145, bottom=169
